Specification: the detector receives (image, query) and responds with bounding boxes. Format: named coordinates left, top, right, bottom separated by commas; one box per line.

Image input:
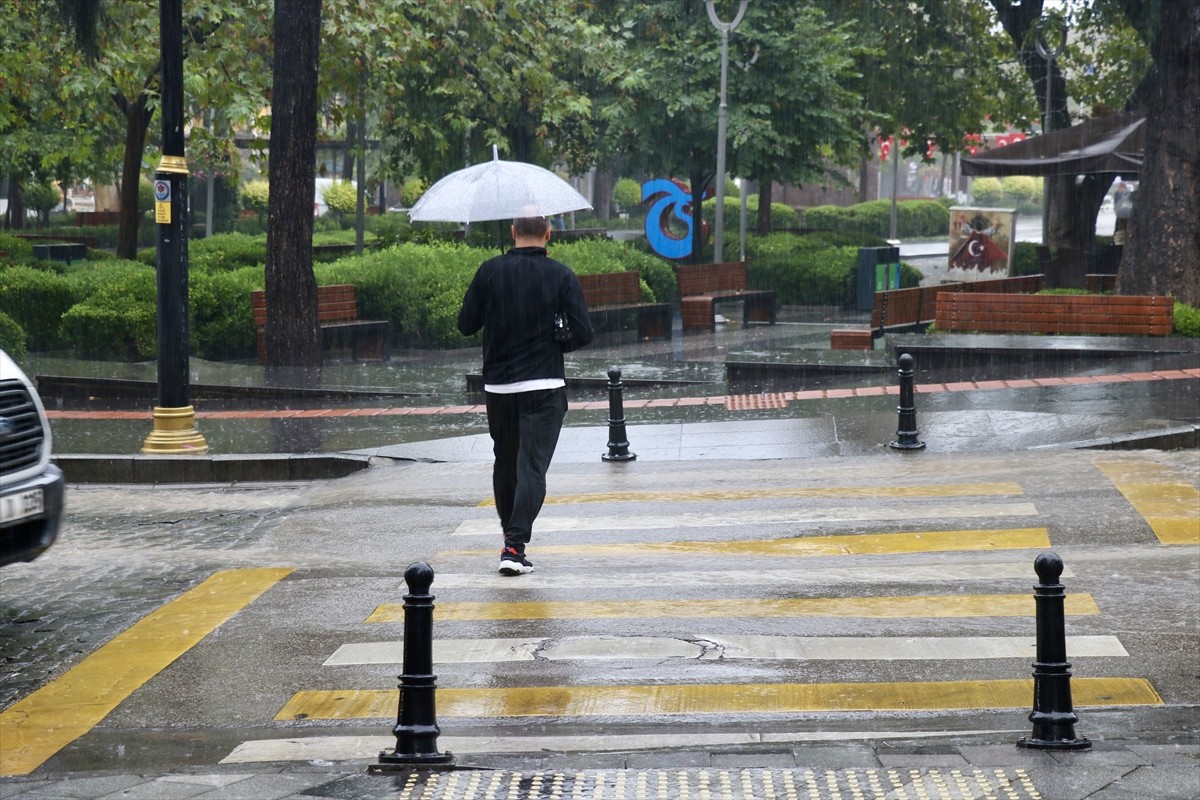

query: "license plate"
left=1, top=488, right=44, bottom=524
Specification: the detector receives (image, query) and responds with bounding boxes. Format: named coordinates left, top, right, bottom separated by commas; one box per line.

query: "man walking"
left=457, top=215, right=594, bottom=575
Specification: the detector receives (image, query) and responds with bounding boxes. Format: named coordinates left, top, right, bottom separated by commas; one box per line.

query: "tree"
left=987, top=0, right=1199, bottom=302
left=1113, top=0, right=1199, bottom=305
left=620, top=1, right=868, bottom=258
left=263, top=0, right=322, bottom=368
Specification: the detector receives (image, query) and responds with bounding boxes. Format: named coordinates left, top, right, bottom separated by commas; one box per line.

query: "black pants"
left=485, top=387, right=568, bottom=550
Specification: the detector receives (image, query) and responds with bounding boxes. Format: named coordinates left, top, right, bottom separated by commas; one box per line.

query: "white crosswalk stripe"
left=451, top=502, right=1039, bottom=535
left=324, top=635, right=1127, bottom=666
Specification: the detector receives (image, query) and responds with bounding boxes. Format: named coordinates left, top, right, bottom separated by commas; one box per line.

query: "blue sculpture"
left=642, top=178, right=696, bottom=260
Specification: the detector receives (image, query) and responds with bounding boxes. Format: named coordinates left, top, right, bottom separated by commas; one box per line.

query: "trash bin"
left=856, top=246, right=901, bottom=311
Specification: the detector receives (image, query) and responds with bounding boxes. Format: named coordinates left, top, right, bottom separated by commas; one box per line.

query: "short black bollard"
left=374, top=562, right=453, bottom=769
left=889, top=352, right=925, bottom=450
left=1018, top=552, right=1091, bottom=750
left=602, top=366, right=636, bottom=462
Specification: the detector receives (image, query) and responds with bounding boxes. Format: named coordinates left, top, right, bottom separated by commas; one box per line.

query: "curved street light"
left=706, top=0, right=748, bottom=263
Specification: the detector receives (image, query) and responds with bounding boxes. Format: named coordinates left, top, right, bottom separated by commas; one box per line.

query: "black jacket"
left=457, top=246, right=594, bottom=386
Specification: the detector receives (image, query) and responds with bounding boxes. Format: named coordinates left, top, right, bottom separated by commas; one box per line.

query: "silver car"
left=1, top=349, right=64, bottom=566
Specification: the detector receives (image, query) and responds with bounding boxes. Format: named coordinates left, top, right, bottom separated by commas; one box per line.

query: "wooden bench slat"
left=576, top=271, right=671, bottom=340
left=251, top=283, right=390, bottom=362
left=934, top=291, right=1173, bottom=337
left=677, top=261, right=776, bottom=332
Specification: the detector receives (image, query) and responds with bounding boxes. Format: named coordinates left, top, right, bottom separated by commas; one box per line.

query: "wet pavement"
left=3, top=301, right=1198, bottom=800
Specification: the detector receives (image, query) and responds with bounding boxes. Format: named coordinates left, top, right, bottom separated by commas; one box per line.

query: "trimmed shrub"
left=0, top=265, right=76, bottom=350
left=242, top=180, right=270, bottom=217
left=971, top=177, right=1004, bottom=205
left=322, top=181, right=358, bottom=218
left=552, top=238, right=677, bottom=305
left=1001, top=175, right=1041, bottom=205
left=189, top=266, right=262, bottom=361
left=612, top=178, right=642, bottom=212
left=1174, top=302, right=1200, bottom=338
left=60, top=261, right=158, bottom=359
left=400, top=177, right=426, bottom=208
left=189, top=232, right=266, bottom=271
left=0, top=310, right=26, bottom=356
left=802, top=199, right=947, bottom=240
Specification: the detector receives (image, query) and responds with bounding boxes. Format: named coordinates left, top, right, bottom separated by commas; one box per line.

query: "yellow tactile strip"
left=377, top=767, right=1043, bottom=800
left=481, top=482, right=1027, bottom=507
left=278, top=676, right=1160, bottom=721
left=1094, top=459, right=1200, bottom=545
left=0, top=568, right=293, bottom=776
left=366, top=593, right=1100, bottom=623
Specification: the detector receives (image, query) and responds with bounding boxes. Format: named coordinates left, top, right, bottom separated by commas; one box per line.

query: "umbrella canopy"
left=407, top=148, right=591, bottom=223
left=961, top=112, right=1145, bottom=178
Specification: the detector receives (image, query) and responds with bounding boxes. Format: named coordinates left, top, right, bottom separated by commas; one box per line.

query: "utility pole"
left=706, top=0, right=748, bottom=263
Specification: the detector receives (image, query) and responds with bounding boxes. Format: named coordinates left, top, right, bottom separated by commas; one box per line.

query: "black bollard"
left=889, top=352, right=925, bottom=450
left=375, top=562, right=454, bottom=768
left=602, top=366, right=636, bottom=462
left=1018, top=552, right=1091, bottom=750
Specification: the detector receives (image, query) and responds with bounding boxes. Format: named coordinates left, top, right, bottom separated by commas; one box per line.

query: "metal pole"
left=142, top=0, right=207, bottom=455
left=889, top=353, right=925, bottom=450
left=375, top=562, right=454, bottom=768
left=706, top=1, right=748, bottom=263
left=738, top=178, right=748, bottom=263
left=1018, top=552, right=1091, bottom=750
left=1035, top=26, right=1067, bottom=247
left=602, top=367, right=636, bottom=462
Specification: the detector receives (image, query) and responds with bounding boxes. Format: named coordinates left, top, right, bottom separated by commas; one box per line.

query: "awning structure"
left=961, top=112, right=1144, bottom=177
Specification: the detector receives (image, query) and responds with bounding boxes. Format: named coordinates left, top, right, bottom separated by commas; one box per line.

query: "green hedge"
left=802, top=199, right=950, bottom=240
left=0, top=265, right=77, bottom=350
left=741, top=232, right=921, bottom=306
left=0, top=310, right=26, bottom=356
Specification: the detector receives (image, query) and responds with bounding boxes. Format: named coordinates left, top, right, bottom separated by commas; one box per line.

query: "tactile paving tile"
left=366, top=767, right=1041, bottom=800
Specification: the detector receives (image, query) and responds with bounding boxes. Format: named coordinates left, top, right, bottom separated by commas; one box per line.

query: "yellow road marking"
left=440, top=528, right=1051, bottom=559
left=277, top=677, right=1160, bottom=720
left=367, top=593, right=1099, bottom=622
left=1095, top=460, right=1200, bottom=545
left=0, top=568, right=293, bottom=777
left=478, top=482, right=1026, bottom=507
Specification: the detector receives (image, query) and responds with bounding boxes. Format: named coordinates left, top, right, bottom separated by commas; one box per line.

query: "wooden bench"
left=577, top=271, right=671, bottom=340
left=934, top=292, right=1174, bottom=336
left=676, top=261, right=776, bottom=332
left=251, top=284, right=390, bottom=363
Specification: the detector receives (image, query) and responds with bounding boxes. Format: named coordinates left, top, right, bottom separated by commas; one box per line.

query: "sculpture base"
left=1018, top=736, right=1091, bottom=750
left=141, top=406, right=209, bottom=455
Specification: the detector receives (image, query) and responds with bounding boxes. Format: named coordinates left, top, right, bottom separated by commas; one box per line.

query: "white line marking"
left=221, top=729, right=1025, bottom=764
left=429, top=562, right=1067, bottom=588
left=324, top=635, right=1127, bottom=666
left=452, top=503, right=1040, bottom=535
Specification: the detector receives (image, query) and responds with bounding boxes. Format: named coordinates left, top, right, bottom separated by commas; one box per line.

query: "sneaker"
left=498, top=546, right=533, bottom=576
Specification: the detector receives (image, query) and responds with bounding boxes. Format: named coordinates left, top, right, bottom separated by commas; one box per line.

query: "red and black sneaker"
left=498, top=546, right=533, bottom=576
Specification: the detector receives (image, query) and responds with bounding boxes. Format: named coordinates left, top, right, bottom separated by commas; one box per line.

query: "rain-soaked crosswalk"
left=222, top=457, right=1200, bottom=773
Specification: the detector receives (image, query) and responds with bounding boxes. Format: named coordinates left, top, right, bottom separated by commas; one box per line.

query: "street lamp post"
left=1035, top=24, right=1067, bottom=247
left=706, top=0, right=748, bottom=263
left=142, top=0, right=207, bottom=454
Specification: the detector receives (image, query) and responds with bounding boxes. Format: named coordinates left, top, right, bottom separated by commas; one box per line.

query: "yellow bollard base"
left=141, top=406, right=209, bottom=455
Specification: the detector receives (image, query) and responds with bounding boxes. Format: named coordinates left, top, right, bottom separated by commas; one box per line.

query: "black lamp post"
left=142, top=0, right=207, bottom=454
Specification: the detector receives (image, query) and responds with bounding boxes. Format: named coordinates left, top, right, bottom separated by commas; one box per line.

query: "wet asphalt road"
left=1, top=448, right=1196, bottom=787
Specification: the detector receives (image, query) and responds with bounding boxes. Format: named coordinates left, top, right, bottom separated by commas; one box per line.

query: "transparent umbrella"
left=407, top=146, right=591, bottom=223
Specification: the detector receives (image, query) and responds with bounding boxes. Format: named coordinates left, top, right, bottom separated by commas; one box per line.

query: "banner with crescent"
left=948, top=206, right=1016, bottom=278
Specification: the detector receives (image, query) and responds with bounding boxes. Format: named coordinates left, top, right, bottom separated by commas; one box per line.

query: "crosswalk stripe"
left=439, top=528, right=1051, bottom=559
left=276, top=677, right=1161, bottom=720
left=0, top=568, right=293, bottom=776
left=324, top=635, right=1127, bottom=665
left=366, top=593, right=1100, bottom=622
left=478, top=482, right=1027, bottom=507
left=452, top=503, right=1039, bottom=535
left=429, top=561, right=1069, bottom=589
left=1094, top=460, right=1200, bottom=545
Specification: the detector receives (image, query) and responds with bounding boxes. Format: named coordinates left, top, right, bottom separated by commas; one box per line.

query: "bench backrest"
left=577, top=271, right=642, bottom=308
left=251, top=284, right=360, bottom=327
left=934, top=292, right=1174, bottom=336
left=871, top=275, right=1043, bottom=329
left=677, top=261, right=746, bottom=297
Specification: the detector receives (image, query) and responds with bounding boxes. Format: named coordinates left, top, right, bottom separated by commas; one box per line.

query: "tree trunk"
left=5, top=177, right=25, bottom=230
left=116, top=95, right=153, bottom=260
left=756, top=181, right=772, bottom=236
left=1117, top=0, right=1200, bottom=305
left=592, top=165, right=613, bottom=221
left=265, top=0, right=322, bottom=368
